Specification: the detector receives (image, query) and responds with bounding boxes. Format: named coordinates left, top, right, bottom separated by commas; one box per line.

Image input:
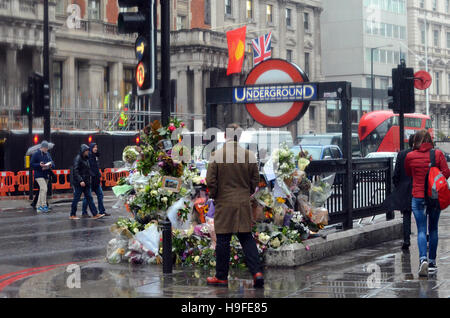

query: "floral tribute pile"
left=107, top=120, right=334, bottom=269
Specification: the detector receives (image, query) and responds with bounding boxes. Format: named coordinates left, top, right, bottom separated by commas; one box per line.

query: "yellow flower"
left=187, top=226, right=194, bottom=237
left=117, top=248, right=125, bottom=255
left=210, top=261, right=216, bottom=267
left=276, top=197, right=286, bottom=204
left=194, top=256, right=200, bottom=263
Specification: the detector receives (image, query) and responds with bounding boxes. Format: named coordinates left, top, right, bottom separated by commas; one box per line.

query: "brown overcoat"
left=206, top=141, right=259, bottom=234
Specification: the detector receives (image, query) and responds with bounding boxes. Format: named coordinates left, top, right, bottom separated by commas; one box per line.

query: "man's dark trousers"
left=215, top=233, right=262, bottom=280
left=82, top=182, right=105, bottom=215
left=71, top=185, right=98, bottom=217
left=402, top=209, right=412, bottom=245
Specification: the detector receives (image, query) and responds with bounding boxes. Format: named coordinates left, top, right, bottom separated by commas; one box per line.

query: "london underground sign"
left=239, top=59, right=313, bottom=127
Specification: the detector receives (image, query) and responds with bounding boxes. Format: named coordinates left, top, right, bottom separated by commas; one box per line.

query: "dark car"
left=296, top=133, right=361, bottom=158
left=290, top=144, right=343, bottom=160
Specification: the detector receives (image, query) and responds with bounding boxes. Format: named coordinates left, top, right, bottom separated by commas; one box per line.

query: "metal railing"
left=305, top=157, right=393, bottom=226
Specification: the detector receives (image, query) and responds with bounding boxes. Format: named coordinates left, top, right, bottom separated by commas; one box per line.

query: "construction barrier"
left=0, top=168, right=129, bottom=196
left=16, top=170, right=38, bottom=193
left=0, top=171, right=16, bottom=196
left=52, top=170, right=71, bottom=190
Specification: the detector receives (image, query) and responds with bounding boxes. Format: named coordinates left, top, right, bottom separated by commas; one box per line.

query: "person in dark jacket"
left=70, top=144, right=104, bottom=220
left=405, top=129, right=450, bottom=277
left=81, top=143, right=110, bottom=217
left=392, top=133, right=415, bottom=250
left=30, top=141, right=54, bottom=213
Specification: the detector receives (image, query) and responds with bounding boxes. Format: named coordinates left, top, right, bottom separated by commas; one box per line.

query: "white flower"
left=270, top=237, right=281, bottom=248
left=194, top=256, right=200, bottom=263
left=150, top=190, right=158, bottom=196
left=161, top=197, right=168, bottom=203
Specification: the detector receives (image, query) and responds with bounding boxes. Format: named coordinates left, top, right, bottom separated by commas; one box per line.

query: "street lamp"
left=370, top=44, right=393, bottom=111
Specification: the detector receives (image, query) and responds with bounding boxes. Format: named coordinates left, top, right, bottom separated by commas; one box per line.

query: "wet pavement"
left=0, top=193, right=449, bottom=298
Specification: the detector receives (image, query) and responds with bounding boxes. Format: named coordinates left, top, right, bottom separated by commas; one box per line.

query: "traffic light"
left=118, top=0, right=155, bottom=95
left=399, top=65, right=415, bottom=114
left=32, top=73, right=45, bottom=117
left=21, top=92, right=32, bottom=116
left=388, top=60, right=415, bottom=114
left=33, top=135, right=39, bottom=145
left=388, top=68, right=401, bottom=113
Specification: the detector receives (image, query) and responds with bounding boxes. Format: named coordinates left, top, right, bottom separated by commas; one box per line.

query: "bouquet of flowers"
left=122, top=146, right=140, bottom=165
left=272, top=144, right=296, bottom=178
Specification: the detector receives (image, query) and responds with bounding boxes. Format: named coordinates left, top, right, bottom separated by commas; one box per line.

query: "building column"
left=313, top=7, right=322, bottom=81
left=193, top=68, right=203, bottom=119
left=110, top=61, right=123, bottom=110
left=63, top=56, right=76, bottom=108
left=176, top=68, right=188, bottom=118
left=6, top=44, right=18, bottom=107
left=296, top=5, right=305, bottom=71
left=32, top=47, right=43, bottom=73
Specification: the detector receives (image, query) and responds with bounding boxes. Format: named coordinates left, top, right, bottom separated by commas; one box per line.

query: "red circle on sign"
left=414, top=70, right=432, bottom=90
left=136, top=62, right=146, bottom=88
left=244, top=59, right=310, bottom=127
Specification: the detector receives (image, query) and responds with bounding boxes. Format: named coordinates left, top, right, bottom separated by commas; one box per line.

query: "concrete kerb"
left=264, top=218, right=403, bottom=267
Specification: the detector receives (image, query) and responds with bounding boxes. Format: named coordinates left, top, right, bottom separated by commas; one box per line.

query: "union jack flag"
left=252, top=32, right=272, bottom=66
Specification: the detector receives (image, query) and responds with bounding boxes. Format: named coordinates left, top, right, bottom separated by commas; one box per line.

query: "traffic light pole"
left=160, top=0, right=171, bottom=127
left=43, top=0, right=50, bottom=142
left=160, top=0, right=172, bottom=274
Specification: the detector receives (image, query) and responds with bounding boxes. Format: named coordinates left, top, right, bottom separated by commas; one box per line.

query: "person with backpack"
left=405, top=129, right=450, bottom=277
left=81, top=143, right=110, bottom=218
left=70, top=144, right=104, bottom=220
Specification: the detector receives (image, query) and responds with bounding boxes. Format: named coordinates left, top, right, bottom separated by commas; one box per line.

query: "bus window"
left=360, top=118, right=392, bottom=156
left=425, top=119, right=432, bottom=129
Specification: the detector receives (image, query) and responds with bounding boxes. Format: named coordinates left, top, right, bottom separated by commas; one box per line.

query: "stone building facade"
left=0, top=0, right=324, bottom=136
left=407, top=0, right=450, bottom=138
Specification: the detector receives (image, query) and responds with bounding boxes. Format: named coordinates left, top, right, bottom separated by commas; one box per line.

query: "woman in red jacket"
left=405, top=129, right=450, bottom=277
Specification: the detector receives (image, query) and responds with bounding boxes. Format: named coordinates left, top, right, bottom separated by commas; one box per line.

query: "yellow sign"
left=136, top=42, right=145, bottom=55
left=25, top=155, right=30, bottom=168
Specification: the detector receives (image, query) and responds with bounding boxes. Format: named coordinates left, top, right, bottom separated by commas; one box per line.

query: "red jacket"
left=405, top=143, right=450, bottom=198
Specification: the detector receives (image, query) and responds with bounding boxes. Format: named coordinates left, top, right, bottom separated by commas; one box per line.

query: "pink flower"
left=169, top=125, right=176, bottom=132
left=234, top=255, right=239, bottom=260
left=305, top=245, right=310, bottom=251
left=180, top=122, right=185, bottom=128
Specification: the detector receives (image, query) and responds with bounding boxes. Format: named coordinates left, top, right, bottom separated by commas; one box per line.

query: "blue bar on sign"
left=232, top=84, right=317, bottom=104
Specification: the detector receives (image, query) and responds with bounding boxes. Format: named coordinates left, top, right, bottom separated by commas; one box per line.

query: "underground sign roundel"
left=244, top=59, right=311, bottom=127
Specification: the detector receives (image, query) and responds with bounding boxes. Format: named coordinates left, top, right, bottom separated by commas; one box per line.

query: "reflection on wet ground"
left=1, top=198, right=449, bottom=298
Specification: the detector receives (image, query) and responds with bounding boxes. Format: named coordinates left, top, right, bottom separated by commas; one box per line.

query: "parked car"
left=296, top=133, right=362, bottom=158
left=290, top=145, right=343, bottom=160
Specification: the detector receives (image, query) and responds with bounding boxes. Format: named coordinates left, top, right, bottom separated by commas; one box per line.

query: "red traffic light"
left=136, top=136, right=140, bottom=144
left=33, top=135, right=39, bottom=144
left=88, top=136, right=93, bottom=143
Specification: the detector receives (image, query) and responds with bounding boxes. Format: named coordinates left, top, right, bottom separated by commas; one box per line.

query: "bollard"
left=162, top=218, right=172, bottom=274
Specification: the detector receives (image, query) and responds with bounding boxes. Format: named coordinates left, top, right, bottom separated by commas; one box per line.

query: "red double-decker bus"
left=358, top=111, right=433, bottom=157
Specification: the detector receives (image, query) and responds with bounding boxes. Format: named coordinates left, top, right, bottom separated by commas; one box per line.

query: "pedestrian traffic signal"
left=32, top=73, right=45, bottom=117
left=21, top=92, right=32, bottom=116
left=118, top=0, right=155, bottom=95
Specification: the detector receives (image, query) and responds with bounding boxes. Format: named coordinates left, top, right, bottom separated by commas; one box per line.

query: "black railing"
left=305, top=157, right=393, bottom=226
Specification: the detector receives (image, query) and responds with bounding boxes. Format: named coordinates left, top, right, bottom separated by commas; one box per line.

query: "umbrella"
left=26, top=142, right=55, bottom=156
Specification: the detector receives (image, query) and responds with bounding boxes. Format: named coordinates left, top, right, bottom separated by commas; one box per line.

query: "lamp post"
left=370, top=44, right=393, bottom=111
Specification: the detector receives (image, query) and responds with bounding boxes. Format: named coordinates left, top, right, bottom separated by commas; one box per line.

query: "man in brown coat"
left=206, top=124, right=264, bottom=288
